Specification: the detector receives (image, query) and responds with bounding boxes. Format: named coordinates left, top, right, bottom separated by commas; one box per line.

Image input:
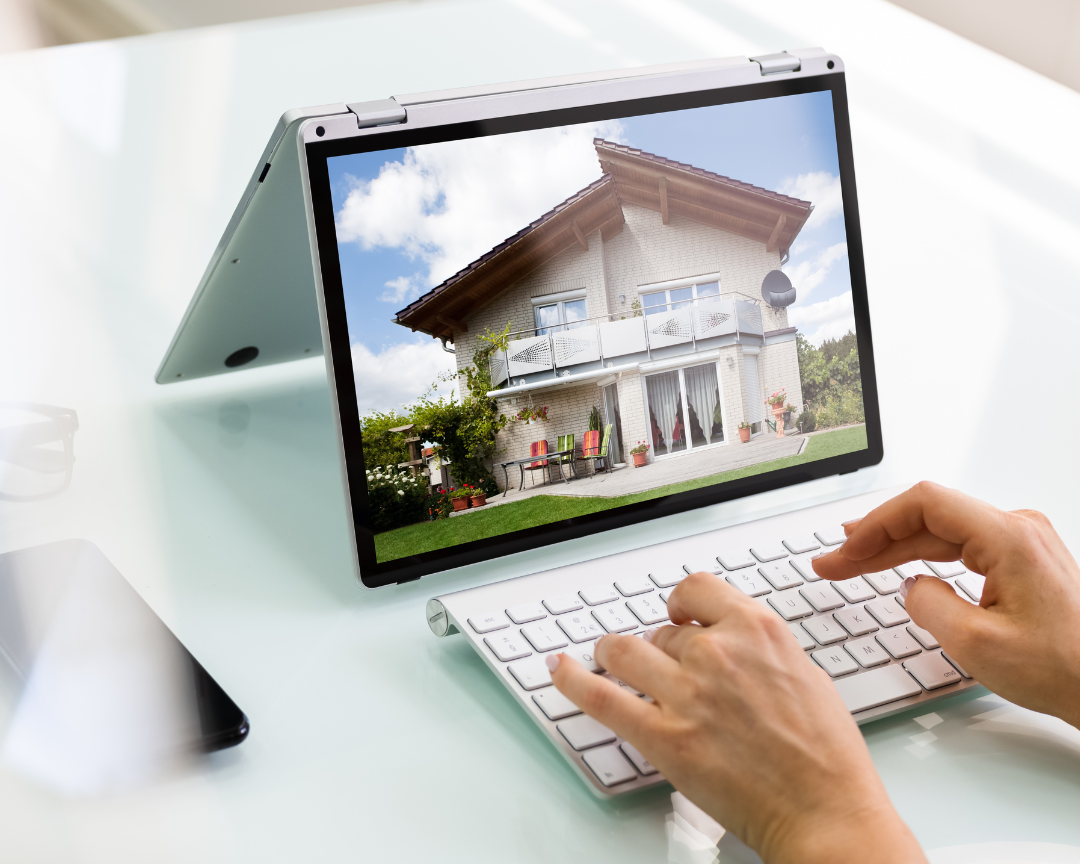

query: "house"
left=394, top=139, right=812, bottom=488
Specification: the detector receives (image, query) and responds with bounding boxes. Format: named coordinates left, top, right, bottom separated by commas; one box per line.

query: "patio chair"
left=583, top=424, right=612, bottom=476
left=554, top=433, right=576, bottom=479
left=523, top=440, right=549, bottom=487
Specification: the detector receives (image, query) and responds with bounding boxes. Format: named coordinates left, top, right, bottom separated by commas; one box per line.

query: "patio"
left=451, top=430, right=808, bottom=516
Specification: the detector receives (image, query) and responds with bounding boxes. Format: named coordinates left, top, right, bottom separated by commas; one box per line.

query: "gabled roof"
left=395, top=141, right=813, bottom=339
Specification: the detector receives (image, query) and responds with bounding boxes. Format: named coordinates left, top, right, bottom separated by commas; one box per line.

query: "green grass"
left=374, top=425, right=868, bottom=562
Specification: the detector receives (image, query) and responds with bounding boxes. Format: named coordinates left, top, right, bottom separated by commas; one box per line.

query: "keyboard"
left=426, top=488, right=981, bottom=796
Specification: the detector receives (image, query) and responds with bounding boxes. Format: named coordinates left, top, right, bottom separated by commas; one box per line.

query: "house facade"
left=395, top=140, right=812, bottom=488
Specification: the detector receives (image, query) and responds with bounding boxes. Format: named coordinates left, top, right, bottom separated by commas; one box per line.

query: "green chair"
left=554, top=433, right=576, bottom=480
left=583, top=425, right=612, bottom=476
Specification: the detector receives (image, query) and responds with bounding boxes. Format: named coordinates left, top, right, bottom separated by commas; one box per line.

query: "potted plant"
left=783, top=402, right=795, bottom=429
left=516, top=405, right=550, bottom=425
left=765, top=388, right=787, bottom=416
left=588, top=405, right=601, bottom=432
left=738, top=421, right=752, bottom=443
left=449, top=487, right=471, bottom=511
left=629, top=441, right=650, bottom=467
left=469, top=483, right=487, bottom=508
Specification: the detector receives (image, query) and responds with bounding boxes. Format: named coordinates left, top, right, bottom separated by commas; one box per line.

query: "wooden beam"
left=766, top=214, right=787, bottom=253
left=658, top=176, right=669, bottom=225
left=571, top=219, right=589, bottom=251
left=436, top=314, right=468, bottom=333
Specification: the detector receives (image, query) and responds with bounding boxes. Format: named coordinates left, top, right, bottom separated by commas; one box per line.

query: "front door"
left=644, top=362, right=724, bottom=457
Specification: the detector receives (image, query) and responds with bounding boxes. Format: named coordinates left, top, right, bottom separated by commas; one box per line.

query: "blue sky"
left=329, top=91, right=854, bottom=415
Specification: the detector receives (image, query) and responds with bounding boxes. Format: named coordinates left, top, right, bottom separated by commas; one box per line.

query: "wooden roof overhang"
left=593, top=139, right=813, bottom=256
left=394, top=177, right=625, bottom=339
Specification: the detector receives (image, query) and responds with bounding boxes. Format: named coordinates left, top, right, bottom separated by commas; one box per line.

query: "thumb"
left=904, top=575, right=984, bottom=663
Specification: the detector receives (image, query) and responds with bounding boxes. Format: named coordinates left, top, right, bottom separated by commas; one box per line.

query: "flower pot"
left=632, top=452, right=648, bottom=467
left=739, top=427, right=751, bottom=443
left=452, top=498, right=469, bottom=512
left=470, top=494, right=487, bottom=507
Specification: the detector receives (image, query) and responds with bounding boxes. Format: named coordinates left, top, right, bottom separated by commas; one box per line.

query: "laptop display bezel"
left=304, top=72, right=882, bottom=587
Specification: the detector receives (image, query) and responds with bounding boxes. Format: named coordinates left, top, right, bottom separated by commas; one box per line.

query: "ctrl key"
left=583, top=745, right=638, bottom=787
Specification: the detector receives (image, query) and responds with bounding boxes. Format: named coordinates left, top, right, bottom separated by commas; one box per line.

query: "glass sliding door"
left=646, top=370, right=685, bottom=456
left=602, top=383, right=625, bottom=465
left=684, top=363, right=722, bottom=446
left=645, top=362, right=725, bottom=457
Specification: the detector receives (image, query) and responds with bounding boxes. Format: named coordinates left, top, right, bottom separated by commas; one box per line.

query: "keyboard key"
left=812, top=647, right=859, bottom=677
left=845, top=636, right=891, bottom=668
left=802, top=617, right=847, bottom=645
left=615, top=575, right=654, bottom=596
left=834, top=607, right=879, bottom=636
left=907, top=623, right=940, bottom=650
left=520, top=621, right=569, bottom=652
left=904, top=651, right=964, bottom=689
left=789, top=621, right=816, bottom=650
left=627, top=594, right=669, bottom=625
left=800, top=583, right=845, bottom=612
left=751, top=543, right=788, bottom=562
left=484, top=631, right=532, bottom=662
left=834, top=576, right=877, bottom=604
left=760, top=563, right=803, bottom=590
left=682, top=561, right=721, bottom=574
left=833, top=665, right=922, bottom=712
left=767, top=591, right=814, bottom=621
left=726, top=571, right=771, bottom=597
left=583, top=745, right=637, bottom=786
left=944, top=577, right=977, bottom=604
left=926, top=560, right=966, bottom=578
left=533, top=688, right=582, bottom=720
left=580, top=586, right=619, bottom=606
left=557, top=612, right=605, bottom=643
left=508, top=657, right=553, bottom=690
left=506, top=602, right=547, bottom=624
left=565, top=643, right=602, bottom=672
left=790, top=557, right=822, bottom=582
left=864, top=570, right=903, bottom=595
left=956, top=573, right=985, bottom=602
left=558, top=715, right=616, bottom=750
left=894, top=561, right=931, bottom=580
left=876, top=629, right=922, bottom=659
left=604, top=673, right=643, bottom=696
left=783, top=535, right=821, bottom=554
left=659, top=588, right=675, bottom=603
left=469, top=611, right=510, bottom=634
left=815, top=526, right=847, bottom=546
left=544, top=594, right=583, bottom=615
left=650, top=572, right=687, bottom=589
left=865, top=598, right=910, bottom=628
left=593, top=604, right=639, bottom=633
left=717, top=550, right=755, bottom=570
left=620, top=741, right=658, bottom=775
left=942, top=651, right=972, bottom=678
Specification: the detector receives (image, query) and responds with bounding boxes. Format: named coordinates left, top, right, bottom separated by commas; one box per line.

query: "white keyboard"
left=426, top=488, right=980, bottom=796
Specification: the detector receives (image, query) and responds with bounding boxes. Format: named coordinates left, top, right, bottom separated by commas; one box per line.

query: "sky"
left=328, top=90, right=856, bottom=416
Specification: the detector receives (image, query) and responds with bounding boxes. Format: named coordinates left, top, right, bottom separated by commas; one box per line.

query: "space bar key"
left=833, top=666, right=923, bottom=714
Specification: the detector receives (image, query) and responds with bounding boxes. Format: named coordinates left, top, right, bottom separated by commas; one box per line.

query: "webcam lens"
left=316, top=126, right=325, bottom=137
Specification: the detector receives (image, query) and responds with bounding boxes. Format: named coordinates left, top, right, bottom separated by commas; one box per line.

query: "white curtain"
left=684, top=363, right=720, bottom=446
left=645, top=371, right=681, bottom=455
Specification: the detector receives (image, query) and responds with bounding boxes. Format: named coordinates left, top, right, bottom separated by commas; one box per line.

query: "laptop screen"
left=311, top=78, right=880, bottom=584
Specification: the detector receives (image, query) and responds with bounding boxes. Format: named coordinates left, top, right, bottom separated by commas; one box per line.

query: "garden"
left=794, top=330, right=865, bottom=433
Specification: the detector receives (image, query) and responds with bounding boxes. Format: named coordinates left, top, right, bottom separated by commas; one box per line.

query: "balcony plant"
left=449, top=486, right=472, bottom=511
left=629, top=441, right=650, bottom=467
left=516, top=405, right=549, bottom=425
left=738, top=421, right=752, bottom=443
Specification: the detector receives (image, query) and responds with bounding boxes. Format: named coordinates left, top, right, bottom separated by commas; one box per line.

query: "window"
left=534, top=297, right=587, bottom=335
left=640, top=280, right=719, bottom=314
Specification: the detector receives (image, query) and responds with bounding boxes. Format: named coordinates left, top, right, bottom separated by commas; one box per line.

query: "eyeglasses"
left=0, top=403, right=79, bottom=502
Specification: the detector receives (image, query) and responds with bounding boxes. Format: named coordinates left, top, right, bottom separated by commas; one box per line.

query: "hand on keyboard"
left=548, top=571, right=926, bottom=864
left=814, top=481, right=1080, bottom=731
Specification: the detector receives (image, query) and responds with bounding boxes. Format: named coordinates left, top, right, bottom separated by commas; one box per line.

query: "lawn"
left=374, top=425, right=868, bottom=562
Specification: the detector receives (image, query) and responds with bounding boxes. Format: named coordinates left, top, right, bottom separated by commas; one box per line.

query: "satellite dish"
left=761, top=270, right=796, bottom=308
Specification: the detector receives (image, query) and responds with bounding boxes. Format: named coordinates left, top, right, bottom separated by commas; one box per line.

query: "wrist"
left=761, top=800, right=926, bottom=864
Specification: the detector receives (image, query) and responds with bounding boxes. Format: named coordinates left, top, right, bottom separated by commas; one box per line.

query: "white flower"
left=397, top=490, right=405, bottom=497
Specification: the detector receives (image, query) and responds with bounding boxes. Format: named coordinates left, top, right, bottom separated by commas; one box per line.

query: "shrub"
left=796, top=411, right=817, bottom=434
left=366, top=466, right=432, bottom=533
left=813, top=388, right=865, bottom=429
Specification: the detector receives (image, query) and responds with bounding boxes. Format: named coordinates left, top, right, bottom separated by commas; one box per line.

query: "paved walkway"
left=454, top=430, right=809, bottom=516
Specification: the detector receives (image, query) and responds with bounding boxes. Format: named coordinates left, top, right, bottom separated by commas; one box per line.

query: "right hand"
left=813, top=481, right=1080, bottom=729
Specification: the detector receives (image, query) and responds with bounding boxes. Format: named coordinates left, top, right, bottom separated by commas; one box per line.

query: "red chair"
left=582, top=430, right=600, bottom=458
left=523, top=440, right=549, bottom=486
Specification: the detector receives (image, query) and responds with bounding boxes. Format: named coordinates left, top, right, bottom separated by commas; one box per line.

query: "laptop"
left=157, top=49, right=981, bottom=795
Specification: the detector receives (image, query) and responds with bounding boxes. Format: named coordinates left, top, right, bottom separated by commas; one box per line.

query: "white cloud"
left=351, top=339, right=457, bottom=415
left=784, top=242, right=847, bottom=300
left=789, top=291, right=856, bottom=346
left=778, top=171, right=843, bottom=231
left=379, top=275, right=419, bottom=304
left=335, top=120, right=626, bottom=290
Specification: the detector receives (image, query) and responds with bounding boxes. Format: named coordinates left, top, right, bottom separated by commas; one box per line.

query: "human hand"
left=549, top=572, right=925, bottom=864
left=813, top=481, right=1080, bottom=729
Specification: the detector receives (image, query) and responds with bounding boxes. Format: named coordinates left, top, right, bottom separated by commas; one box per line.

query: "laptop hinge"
left=346, top=99, right=407, bottom=129
left=750, top=52, right=801, bottom=76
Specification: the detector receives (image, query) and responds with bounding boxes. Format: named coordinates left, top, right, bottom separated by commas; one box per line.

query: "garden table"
left=498, top=449, right=578, bottom=496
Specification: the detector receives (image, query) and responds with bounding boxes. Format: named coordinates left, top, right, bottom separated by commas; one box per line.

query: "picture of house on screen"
left=393, top=139, right=813, bottom=490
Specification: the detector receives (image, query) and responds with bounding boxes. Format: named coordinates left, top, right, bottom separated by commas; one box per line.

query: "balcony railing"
left=489, top=294, right=764, bottom=388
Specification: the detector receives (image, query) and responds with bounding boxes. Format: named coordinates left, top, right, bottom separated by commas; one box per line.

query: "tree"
left=797, top=330, right=863, bottom=428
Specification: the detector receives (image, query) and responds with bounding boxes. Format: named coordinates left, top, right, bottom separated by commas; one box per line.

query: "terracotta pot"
left=632, top=451, right=648, bottom=467
left=770, top=403, right=785, bottom=416
left=739, top=427, right=751, bottom=443
left=452, top=498, right=469, bottom=512
left=470, top=494, right=487, bottom=507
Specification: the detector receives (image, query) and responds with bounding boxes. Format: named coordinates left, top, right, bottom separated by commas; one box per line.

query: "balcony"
left=489, top=295, right=764, bottom=389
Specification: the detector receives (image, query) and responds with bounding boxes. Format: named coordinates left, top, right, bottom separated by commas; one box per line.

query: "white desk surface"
left=3, top=1, right=1080, bottom=861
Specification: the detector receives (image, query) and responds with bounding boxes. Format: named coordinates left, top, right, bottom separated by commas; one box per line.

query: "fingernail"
left=812, top=552, right=828, bottom=560
left=841, top=518, right=861, bottom=526
left=642, top=628, right=658, bottom=643
left=898, top=574, right=931, bottom=600
left=545, top=654, right=561, bottom=672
